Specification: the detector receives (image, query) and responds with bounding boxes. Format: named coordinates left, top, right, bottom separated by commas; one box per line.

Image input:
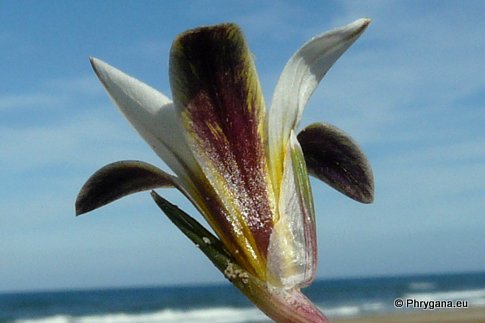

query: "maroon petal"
left=297, top=123, right=374, bottom=203
left=76, top=160, right=174, bottom=215
left=169, top=23, right=275, bottom=278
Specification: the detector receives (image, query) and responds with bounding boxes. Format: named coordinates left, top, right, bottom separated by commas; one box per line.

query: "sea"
left=1, top=271, right=485, bottom=323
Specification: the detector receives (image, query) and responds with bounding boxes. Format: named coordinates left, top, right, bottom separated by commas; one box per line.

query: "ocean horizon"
left=2, top=271, right=485, bottom=323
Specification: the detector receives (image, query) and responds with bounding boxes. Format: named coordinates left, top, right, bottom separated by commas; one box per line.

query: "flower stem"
left=150, top=191, right=329, bottom=323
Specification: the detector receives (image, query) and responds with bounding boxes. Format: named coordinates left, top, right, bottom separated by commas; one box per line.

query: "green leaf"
left=150, top=191, right=233, bottom=272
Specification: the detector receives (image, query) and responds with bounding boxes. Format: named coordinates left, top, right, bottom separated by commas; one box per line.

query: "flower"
left=76, top=19, right=373, bottom=323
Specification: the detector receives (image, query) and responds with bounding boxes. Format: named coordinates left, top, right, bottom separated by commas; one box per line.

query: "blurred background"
left=1, top=0, right=484, bottom=302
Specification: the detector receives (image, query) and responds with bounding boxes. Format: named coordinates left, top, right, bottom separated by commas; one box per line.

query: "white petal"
left=267, top=132, right=316, bottom=289
left=90, top=57, right=200, bottom=183
left=267, top=18, right=371, bottom=192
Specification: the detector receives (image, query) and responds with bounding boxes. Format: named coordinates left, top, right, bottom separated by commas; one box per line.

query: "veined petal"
left=267, top=132, right=316, bottom=288
left=298, top=123, right=374, bottom=203
left=169, top=24, right=275, bottom=279
left=76, top=160, right=175, bottom=215
left=268, top=18, right=371, bottom=194
left=90, top=58, right=200, bottom=185
left=91, top=56, right=267, bottom=277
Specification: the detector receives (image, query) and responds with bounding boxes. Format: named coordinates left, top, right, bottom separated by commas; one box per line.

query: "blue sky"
left=1, top=0, right=484, bottom=292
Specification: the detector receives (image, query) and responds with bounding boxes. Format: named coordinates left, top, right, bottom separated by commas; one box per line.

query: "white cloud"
left=1, top=73, right=168, bottom=180
left=0, top=93, right=63, bottom=112
left=0, top=74, right=103, bottom=112
left=45, top=75, right=104, bottom=96
left=296, top=3, right=485, bottom=163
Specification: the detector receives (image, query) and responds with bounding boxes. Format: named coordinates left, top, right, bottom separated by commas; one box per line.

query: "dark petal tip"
left=298, top=123, right=374, bottom=204
left=75, top=160, right=174, bottom=216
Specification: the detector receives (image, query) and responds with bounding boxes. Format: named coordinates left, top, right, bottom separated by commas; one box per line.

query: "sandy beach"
left=332, top=307, right=485, bottom=322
